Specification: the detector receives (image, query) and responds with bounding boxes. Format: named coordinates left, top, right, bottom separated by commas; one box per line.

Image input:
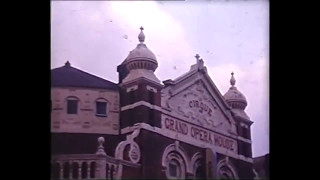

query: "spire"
left=230, top=72, right=236, bottom=87
left=65, top=61, right=71, bottom=67
left=138, top=26, right=145, bottom=43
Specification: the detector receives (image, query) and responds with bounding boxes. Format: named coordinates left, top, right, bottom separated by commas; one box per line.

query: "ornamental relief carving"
left=162, top=81, right=232, bottom=132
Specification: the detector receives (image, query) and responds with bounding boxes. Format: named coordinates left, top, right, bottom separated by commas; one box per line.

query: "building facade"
left=51, top=27, right=254, bottom=179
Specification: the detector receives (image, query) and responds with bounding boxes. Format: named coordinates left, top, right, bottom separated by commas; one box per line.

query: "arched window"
left=81, top=162, right=88, bottom=179
left=95, top=98, right=108, bottom=117
left=217, top=158, right=238, bottom=180
left=66, top=97, right=79, bottom=114
left=165, top=152, right=186, bottom=179
left=219, top=166, right=235, bottom=179
left=194, top=161, right=205, bottom=179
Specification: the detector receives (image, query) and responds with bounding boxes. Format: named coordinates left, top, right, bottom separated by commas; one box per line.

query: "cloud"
left=109, top=1, right=196, bottom=80
left=51, top=1, right=195, bottom=82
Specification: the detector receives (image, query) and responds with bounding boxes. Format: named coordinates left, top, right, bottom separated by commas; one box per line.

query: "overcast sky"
left=51, top=0, right=269, bottom=157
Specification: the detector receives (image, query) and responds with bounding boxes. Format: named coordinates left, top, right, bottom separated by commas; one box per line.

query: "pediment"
left=161, top=69, right=237, bottom=135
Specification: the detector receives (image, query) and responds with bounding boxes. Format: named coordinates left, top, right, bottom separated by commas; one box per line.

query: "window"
left=169, top=161, right=179, bottom=177
left=194, top=162, right=205, bottom=179
left=67, top=99, right=78, bottom=114
left=96, top=101, right=107, bottom=117
left=218, top=166, right=236, bottom=179
left=165, top=152, right=185, bottom=179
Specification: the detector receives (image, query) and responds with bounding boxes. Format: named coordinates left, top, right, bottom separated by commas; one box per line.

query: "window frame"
left=95, top=98, right=108, bottom=117
left=165, top=152, right=185, bottom=180
left=66, top=97, right=79, bottom=115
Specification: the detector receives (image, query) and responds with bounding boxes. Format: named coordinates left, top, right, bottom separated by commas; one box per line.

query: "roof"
left=51, top=62, right=118, bottom=91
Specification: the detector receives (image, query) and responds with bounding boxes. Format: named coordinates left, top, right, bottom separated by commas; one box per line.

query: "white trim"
left=237, top=136, right=252, bottom=144
left=240, top=123, right=249, bottom=128
left=146, top=85, right=157, bottom=93
left=126, top=85, right=138, bottom=93
left=190, top=152, right=203, bottom=175
left=217, top=157, right=239, bottom=179
left=114, top=127, right=141, bottom=179
left=162, top=141, right=191, bottom=179
left=121, top=123, right=253, bottom=164
left=239, top=155, right=253, bottom=163
left=121, top=101, right=162, bottom=111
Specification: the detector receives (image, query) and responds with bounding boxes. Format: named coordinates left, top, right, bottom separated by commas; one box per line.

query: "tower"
left=118, top=27, right=163, bottom=130
left=224, top=72, right=254, bottom=178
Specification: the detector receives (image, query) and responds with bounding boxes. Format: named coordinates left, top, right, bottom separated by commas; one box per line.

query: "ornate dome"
left=224, top=72, right=247, bottom=110
left=121, top=27, right=161, bottom=84
left=124, top=27, right=158, bottom=72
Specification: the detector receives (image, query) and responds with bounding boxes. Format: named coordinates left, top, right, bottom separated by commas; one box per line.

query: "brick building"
left=51, top=27, right=254, bottom=179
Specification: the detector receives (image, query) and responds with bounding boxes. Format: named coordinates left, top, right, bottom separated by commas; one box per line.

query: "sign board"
left=161, top=114, right=237, bottom=154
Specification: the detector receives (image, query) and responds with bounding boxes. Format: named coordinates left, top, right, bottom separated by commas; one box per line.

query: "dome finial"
left=138, top=26, right=145, bottom=43
left=96, top=137, right=106, bottom=155
left=230, top=71, right=236, bottom=87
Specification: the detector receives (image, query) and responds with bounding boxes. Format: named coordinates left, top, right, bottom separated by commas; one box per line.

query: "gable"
left=161, top=67, right=237, bottom=135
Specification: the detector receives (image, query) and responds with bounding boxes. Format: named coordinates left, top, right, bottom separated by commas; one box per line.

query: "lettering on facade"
left=188, top=100, right=213, bottom=116
left=162, top=115, right=236, bottom=153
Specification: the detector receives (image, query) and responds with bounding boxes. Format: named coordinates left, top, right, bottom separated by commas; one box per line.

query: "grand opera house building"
left=51, top=27, right=254, bottom=179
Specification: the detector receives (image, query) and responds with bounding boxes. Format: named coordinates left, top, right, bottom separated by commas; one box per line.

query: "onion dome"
left=224, top=72, right=247, bottom=110
left=122, top=27, right=160, bottom=84
left=124, top=26, right=158, bottom=71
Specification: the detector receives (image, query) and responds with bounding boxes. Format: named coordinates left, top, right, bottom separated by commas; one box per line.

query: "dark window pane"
left=67, top=100, right=78, bottom=114
left=90, top=162, right=96, bottom=178
left=169, top=163, right=178, bottom=177
left=195, top=164, right=205, bottom=179
left=96, top=102, right=107, bottom=116
left=81, top=162, right=88, bottom=179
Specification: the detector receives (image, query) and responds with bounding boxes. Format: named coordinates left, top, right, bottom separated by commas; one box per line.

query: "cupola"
left=224, top=72, right=247, bottom=110
left=121, top=27, right=160, bottom=84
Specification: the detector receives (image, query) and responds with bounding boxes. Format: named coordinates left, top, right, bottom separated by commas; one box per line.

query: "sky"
left=51, top=0, right=269, bottom=157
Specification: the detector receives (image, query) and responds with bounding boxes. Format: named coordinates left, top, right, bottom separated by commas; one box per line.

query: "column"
left=87, top=162, right=91, bottom=179
left=78, top=161, right=82, bottom=179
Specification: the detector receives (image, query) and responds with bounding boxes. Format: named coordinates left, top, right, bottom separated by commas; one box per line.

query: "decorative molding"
left=161, top=141, right=192, bottom=179
left=240, top=123, right=249, bottom=128
left=126, top=85, right=138, bottom=93
left=121, top=100, right=162, bottom=112
left=190, top=152, right=203, bottom=175
left=216, top=157, right=239, bottom=179
left=161, top=79, right=238, bottom=135
left=115, top=125, right=141, bottom=179
left=146, top=85, right=158, bottom=93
